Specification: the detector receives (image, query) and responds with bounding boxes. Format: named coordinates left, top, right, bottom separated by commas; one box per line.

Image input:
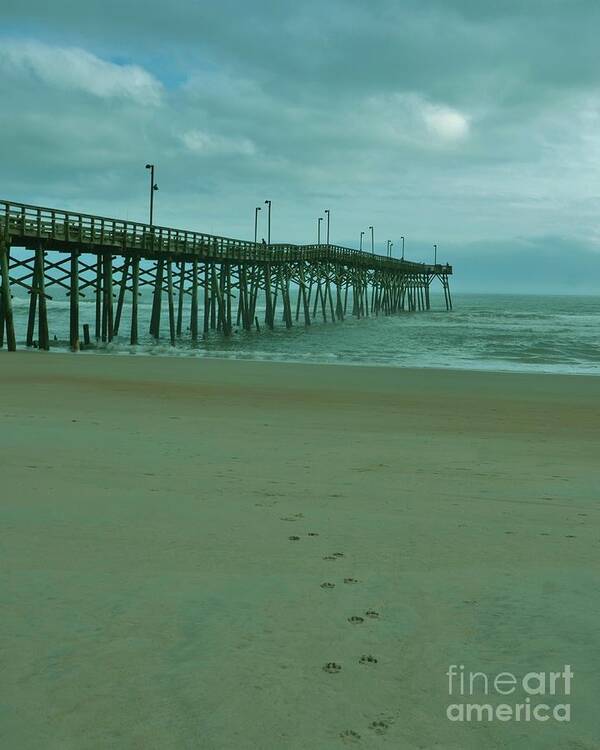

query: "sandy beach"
left=1, top=352, right=599, bottom=749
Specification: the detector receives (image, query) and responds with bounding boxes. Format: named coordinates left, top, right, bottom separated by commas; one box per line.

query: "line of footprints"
left=283, top=513, right=392, bottom=742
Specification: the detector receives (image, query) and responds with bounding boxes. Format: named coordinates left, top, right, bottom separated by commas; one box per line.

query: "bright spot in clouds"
left=422, top=104, right=470, bottom=141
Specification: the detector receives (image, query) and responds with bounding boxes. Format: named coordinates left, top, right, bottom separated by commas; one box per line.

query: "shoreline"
left=3, top=347, right=600, bottom=379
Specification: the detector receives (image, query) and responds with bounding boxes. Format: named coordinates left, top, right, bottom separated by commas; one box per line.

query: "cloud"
left=422, top=103, right=470, bottom=141
left=181, top=129, right=257, bottom=156
left=0, top=40, right=162, bottom=105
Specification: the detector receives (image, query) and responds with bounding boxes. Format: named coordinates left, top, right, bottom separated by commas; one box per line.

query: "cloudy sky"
left=1, top=0, right=600, bottom=292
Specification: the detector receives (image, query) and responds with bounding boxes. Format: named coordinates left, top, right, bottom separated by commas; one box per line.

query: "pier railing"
left=0, top=200, right=451, bottom=274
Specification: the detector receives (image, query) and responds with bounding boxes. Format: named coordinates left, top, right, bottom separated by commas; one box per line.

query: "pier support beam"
left=0, top=240, right=16, bottom=351
left=113, top=257, right=130, bottom=336
left=69, top=251, right=79, bottom=351
left=150, top=259, right=164, bottom=339
left=177, top=261, right=185, bottom=337
left=131, top=257, right=139, bottom=345
left=445, top=279, right=453, bottom=311
left=37, top=249, right=49, bottom=350
left=190, top=259, right=198, bottom=342
left=95, top=257, right=102, bottom=340
left=26, top=249, right=38, bottom=347
left=203, top=262, right=210, bottom=338
left=167, top=259, right=176, bottom=346
left=102, top=254, right=114, bottom=343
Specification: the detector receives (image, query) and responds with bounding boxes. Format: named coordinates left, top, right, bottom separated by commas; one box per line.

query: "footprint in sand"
left=368, top=720, right=390, bottom=735
left=307, top=532, right=319, bottom=537
left=359, top=655, right=378, bottom=665
left=323, top=662, right=342, bottom=674
left=333, top=552, right=344, bottom=558
left=348, top=616, right=364, bottom=624
left=344, top=578, right=359, bottom=584
left=320, top=582, right=336, bottom=589
left=365, top=610, right=379, bottom=619
left=323, top=555, right=337, bottom=561
left=339, top=729, right=361, bottom=743
left=288, top=535, right=300, bottom=541
left=280, top=513, right=304, bottom=522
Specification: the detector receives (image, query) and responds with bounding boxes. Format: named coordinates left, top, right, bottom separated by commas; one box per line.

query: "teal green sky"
left=1, top=0, right=600, bottom=292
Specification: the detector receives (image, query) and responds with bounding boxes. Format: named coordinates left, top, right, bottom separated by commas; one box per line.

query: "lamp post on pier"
left=324, top=209, right=330, bottom=245
left=254, top=206, right=261, bottom=243
left=264, top=200, right=271, bottom=244
left=389, top=241, right=394, bottom=258
left=317, top=217, right=323, bottom=245
left=401, top=236, right=405, bottom=260
left=145, top=164, right=158, bottom=226
left=369, top=226, right=374, bottom=255
left=360, top=231, right=365, bottom=251
left=434, top=243, right=437, bottom=265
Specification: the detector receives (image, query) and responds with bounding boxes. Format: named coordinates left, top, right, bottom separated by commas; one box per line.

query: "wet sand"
left=1, top=352, right=599, bottom=749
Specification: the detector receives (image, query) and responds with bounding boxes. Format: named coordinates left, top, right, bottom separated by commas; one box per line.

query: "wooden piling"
left=150, top=259, right=164, bottom=338
left=190, top=259, right=198, bottom=342
left=281, top=271, right=292, bottom=328
left=249, top=269, right=260, bottom=325
left=264, top=263, right=274, bottom=329
left=446, top=280, right=453, bottom=311
left=295, top=279, right=302, bottom=321
left=211, top=265, right=226, bottom=334
left=335, top=275, right=344, bottom=321
left=26, top=249, right=38, bottom=347
left=326, top=281, right=336, bottom=322
left=240, top=266, right=250, bottom=331
left=102, top=254, right=114, bottom=342
left=0, top=285, right=4, bottom=348
left=131, top=256, right=139, bottom=345
left=95, top=256, right=102, bottom=340
left=203, top=262, right=210, bottom=338
left=298, top=264, right=311, bottom=326
left=0, top=241, right=16, bottom=351
left=225, top=262, right=232, bottom=335
left=177, top=261, right=185, bottom=337
left=37, top=249, right=49, bottom=350
left=69, top=251, right=79, bottom=351
left=167, top=259, right=176, bottom=346
left=312, top=280, right=320, bottom=319
left=113, top=256, right=130, bottom=336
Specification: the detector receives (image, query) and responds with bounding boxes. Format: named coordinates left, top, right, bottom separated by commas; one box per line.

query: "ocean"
left=7, top=291, right=600, bottom=375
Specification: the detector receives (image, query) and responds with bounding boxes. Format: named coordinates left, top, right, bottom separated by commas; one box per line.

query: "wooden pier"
left=0, top=200, right=452, bottom=352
